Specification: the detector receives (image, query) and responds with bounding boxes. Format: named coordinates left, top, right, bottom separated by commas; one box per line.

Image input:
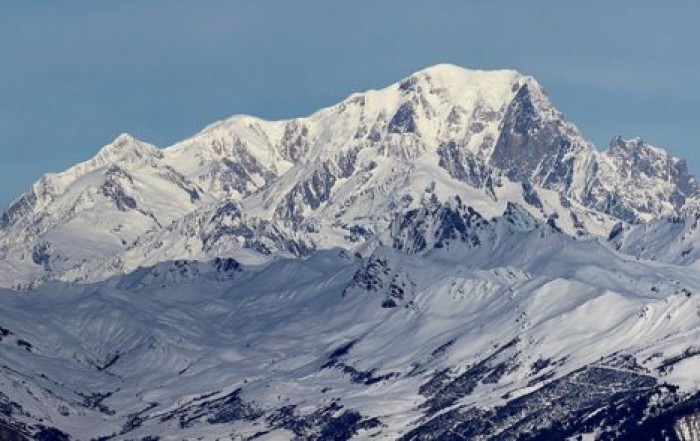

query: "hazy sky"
left=1, top=1, right=699, bottom=208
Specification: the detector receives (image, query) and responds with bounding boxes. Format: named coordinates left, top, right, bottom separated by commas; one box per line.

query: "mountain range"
left=1, top=64, right=699, bottom=440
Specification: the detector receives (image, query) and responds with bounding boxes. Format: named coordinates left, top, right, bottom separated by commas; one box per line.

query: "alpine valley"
left=1, top=64, right=700, bottom=440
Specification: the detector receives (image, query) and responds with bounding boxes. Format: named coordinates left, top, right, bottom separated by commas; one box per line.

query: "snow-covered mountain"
left=1, top=64, right=700, bottom=440
left=1, top=64, right=697, bottom=288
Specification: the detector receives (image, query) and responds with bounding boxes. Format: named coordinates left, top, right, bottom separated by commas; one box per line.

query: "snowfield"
left=1, top=64, right=700, bottom=440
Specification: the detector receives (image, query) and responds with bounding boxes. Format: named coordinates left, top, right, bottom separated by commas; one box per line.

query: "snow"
left=0, top=63, right=700, bottom=438
left=1, top=63, right=695, bottom=287
left=1, top=235, right=699, bottom=438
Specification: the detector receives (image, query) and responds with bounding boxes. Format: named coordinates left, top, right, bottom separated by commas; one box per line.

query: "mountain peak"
left=397, top=64, right=529, bottom=100
left=114, top=132, right=137, bottom=144
left=605, top=136, right=691, bottom=175
left=100, top=132, right=152, bottom=153
left=92, top=133, right=159, bottom=166
left=410, top=63, right=524, bottom=82
left=608, top=136, right=662, bottom=154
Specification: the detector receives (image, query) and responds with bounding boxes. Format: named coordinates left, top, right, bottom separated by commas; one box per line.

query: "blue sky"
left=1, top=1, right=699, bottom=208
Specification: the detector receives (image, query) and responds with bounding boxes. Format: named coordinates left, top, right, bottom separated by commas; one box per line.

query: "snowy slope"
left=609, top=212, right=700, bottom=266
left=1, top=212, right=700, bottom=439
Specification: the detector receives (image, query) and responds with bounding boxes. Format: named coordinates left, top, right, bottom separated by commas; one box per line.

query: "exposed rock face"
left=100, top=165, right=138, bottom=211
left=582, top=137, right=698, bottom=223
left=437, top=140, right=499, bottom=190
left=390, top=195, right=490, bottom=253
left=279, top=121, right=312, bottom=163
left=676, top=413, right=700, bottom=441
left=491, top=83, right=582, bottom=190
